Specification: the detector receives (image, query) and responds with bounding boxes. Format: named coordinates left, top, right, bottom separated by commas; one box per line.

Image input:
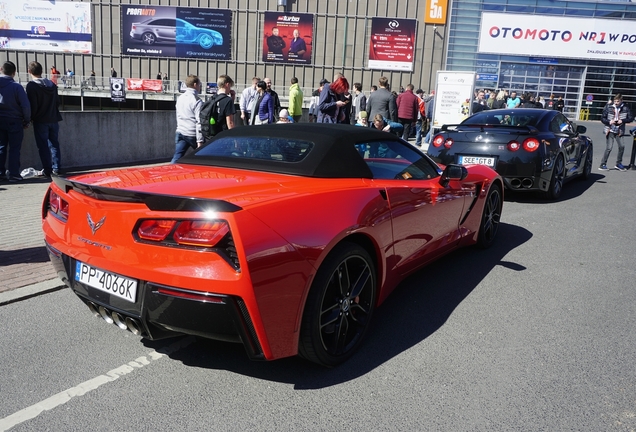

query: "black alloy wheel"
left=299, top=242, right=376, bottom=367
left=545, top=155, right=565, bottom=200
left=581, top=144, right=593, bottom=180
left=477, top=184, right=502, bottom=249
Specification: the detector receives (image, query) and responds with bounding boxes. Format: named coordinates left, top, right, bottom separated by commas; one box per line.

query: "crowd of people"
left=4, top=62, right=635, bottom=177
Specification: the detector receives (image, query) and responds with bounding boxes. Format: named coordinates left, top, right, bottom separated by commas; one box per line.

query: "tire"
left=299, top=242, right=377, bottom=367
left=581, top=143, right=593, bottom=180
left=476, top=183, right=502, bottom=249
left=545, top=154, right=565, bottom=200
left=198, top=34, right=214, bottom=49
left=141, top=32, right=156, bottom=45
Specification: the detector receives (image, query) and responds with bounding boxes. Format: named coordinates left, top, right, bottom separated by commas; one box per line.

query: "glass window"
left=360, top=141, right=439, bottom=180
left=196, top=137, right=314, bottom=162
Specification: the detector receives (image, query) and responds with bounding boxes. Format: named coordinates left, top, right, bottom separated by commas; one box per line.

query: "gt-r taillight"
left=138, top=220, right=177, bottom=241
left=523, top=138, right=540, bottom=152
left=48, top=190, right=69, bottom=221
left=507, top=141, right=521, bottom=152
left=444, top=138, right=454, bottom=149
left=174, top=221, right=229, bottom=248
left=432, top=134, right=445, bottom=148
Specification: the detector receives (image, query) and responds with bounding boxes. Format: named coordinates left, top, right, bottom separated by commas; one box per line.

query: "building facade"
left=446, top=0, right=636, bottom=120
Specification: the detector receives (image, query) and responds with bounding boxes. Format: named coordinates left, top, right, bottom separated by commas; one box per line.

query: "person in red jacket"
left=396, top=84, right=420, bottom=141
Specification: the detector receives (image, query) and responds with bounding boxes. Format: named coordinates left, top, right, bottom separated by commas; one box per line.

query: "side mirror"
left=439, top=164, right=468, bottom=187
left=576, top=125, right=587, bottom=134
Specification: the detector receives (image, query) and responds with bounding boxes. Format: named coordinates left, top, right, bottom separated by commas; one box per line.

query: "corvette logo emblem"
left=87, top=213, right=106, bottom=235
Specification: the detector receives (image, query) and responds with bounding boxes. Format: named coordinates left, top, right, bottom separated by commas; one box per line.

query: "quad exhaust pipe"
left=87, top=302, right=143, bottom=335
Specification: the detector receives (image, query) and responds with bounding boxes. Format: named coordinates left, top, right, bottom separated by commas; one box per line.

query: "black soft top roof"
left=179, top=123, right=401, bottom=178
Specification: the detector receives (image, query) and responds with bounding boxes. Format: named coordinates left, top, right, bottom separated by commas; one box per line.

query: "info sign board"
left=368, top=17, right=417, bottom=71
left=0, top=0, right=92, bottom=53
left=432, top=71, right=476, bottom=129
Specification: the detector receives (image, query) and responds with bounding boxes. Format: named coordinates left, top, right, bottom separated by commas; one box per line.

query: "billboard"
left=432, top=71, right=476, bottom=129
left=0, top=0, right=91, bottom=53
left=368, top=18, right=417, bottom=71
left=121, top=5, right=232, bottom=60
left=479, top=12, right=636, bottom=63
left=262, top=12, right=313, bottom=65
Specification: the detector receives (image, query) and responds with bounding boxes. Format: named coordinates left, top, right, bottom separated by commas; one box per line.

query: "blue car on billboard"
left=130, top=18, right=223, bottom=49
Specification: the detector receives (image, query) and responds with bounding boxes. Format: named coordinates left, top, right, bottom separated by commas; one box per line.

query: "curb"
left=0, top=279, right=66, bottom=306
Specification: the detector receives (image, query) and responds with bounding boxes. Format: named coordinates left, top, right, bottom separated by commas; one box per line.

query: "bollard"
left=629, top=131, right=636, bottom=170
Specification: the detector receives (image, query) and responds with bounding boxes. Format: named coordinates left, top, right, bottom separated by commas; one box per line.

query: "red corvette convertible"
left=42, top=124, right=503, bottom=367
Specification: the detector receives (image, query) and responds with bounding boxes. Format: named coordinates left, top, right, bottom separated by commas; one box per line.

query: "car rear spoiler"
left=440, top=124, right=540, bottom=134
left=51, top=176, right=242, bottom=213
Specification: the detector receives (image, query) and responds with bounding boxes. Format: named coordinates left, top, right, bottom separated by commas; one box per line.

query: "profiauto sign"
left=479, top=12, right=636, bottom=62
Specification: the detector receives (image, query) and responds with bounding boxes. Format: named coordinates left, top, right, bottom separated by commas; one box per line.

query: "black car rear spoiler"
left=440, top=124, right=540, bottom=134
left=51, top=176, right=243, bottom=213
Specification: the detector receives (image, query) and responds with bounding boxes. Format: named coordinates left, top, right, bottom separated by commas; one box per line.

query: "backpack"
left=200, top=93, right=228, bottom=140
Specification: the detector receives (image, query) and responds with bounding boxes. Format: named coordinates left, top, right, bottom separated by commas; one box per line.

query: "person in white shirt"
left=171, top=74, right=203, bottom=163
left=240, top=76, right=259, bottom=125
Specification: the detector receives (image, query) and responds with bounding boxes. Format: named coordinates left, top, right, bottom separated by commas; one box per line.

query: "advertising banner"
left=432, top=71, right=476, bottom=129
left=121, top=5, right=231, bottom=60
left=110, top=78, right=126, bottom=103
left=126, top=79, right=163, bottom=92
left=424, top=0, right=448, bottom=25
left=368, top=18, right=417, bottom=71
left=262, top=12, right=313, bottom=65
left=0, top=0, right=92, bottom=53
left=479, top=12, right=636, bottom=63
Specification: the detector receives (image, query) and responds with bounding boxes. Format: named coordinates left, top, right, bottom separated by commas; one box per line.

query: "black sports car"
left=427, top=109, right=593, bottom=199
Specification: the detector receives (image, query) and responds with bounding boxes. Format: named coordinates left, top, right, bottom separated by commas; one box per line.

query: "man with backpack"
left=200, top=74, right=236, bottom=142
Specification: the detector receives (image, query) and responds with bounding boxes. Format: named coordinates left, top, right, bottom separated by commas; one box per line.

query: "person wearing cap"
left=415, top=89, right=426, bottom=147
left=277, top=109, right=292, bottom=123
left=355, top=110, right=368, bottom=127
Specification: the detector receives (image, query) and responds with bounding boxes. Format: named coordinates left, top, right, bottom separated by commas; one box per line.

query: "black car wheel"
left=477, top=184, right=502, bottom=249
left=545, top=154, right=565, bottom=200
left=299, top=242, right=376, bottom=367
left=581, top=144, right=593, bottom=180
left=141, top=32, right=156, bottom=45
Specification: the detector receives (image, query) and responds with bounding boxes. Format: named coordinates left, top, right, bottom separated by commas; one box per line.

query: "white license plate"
left=75, top=261, right=138, bottom=303
left=458, top=155, right=496, bottom=167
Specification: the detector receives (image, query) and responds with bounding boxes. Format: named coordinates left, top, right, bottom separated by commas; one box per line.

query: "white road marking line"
left=0, top=337, right=194, bottom=431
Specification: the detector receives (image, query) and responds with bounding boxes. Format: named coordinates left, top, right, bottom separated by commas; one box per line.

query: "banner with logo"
left=126, top=79, right=163, bottom=92
left=368, top=18, right=417, bottom=71
left=479, top=12, right=636, bottom=63
left=121, top=5, right=232, bottom=60
left=0, top=0, right=92, bottom=53
left=262, top=11, right=314, bottom=65
left=424, top=0, right=448, bottom=25
left=110, top=78, right=126, bottom=103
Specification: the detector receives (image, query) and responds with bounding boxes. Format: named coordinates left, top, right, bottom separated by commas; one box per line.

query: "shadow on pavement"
left=153, top=222, right=533, bottom=388
left=0, top=246, right=50, bottom=266
left=504, top=173, right=603, bottom=203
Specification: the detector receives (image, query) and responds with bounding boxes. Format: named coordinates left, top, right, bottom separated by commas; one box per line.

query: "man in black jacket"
left=26, top=61, right=63, bottom=176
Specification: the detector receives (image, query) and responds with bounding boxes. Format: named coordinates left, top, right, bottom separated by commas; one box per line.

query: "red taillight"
left=137, top=220, right=176, bottom=241
left=432, top=135, right=445, bottom=148
left=48, top=189, right=69, bottom=221
left=507, top=141, right=521, bottom=151
left=49, top=190, right=60, bottom=213
left=174, top=220, right=229, bottom=247
left=444, top=138, right=454, bottom=149
left=523, top=138, right=540, bottom=152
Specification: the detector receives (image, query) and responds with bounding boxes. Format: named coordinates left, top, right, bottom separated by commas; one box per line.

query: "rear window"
left=195, top=137, right=314, bottom=163
left=463, top=111, right=541, bottom=127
